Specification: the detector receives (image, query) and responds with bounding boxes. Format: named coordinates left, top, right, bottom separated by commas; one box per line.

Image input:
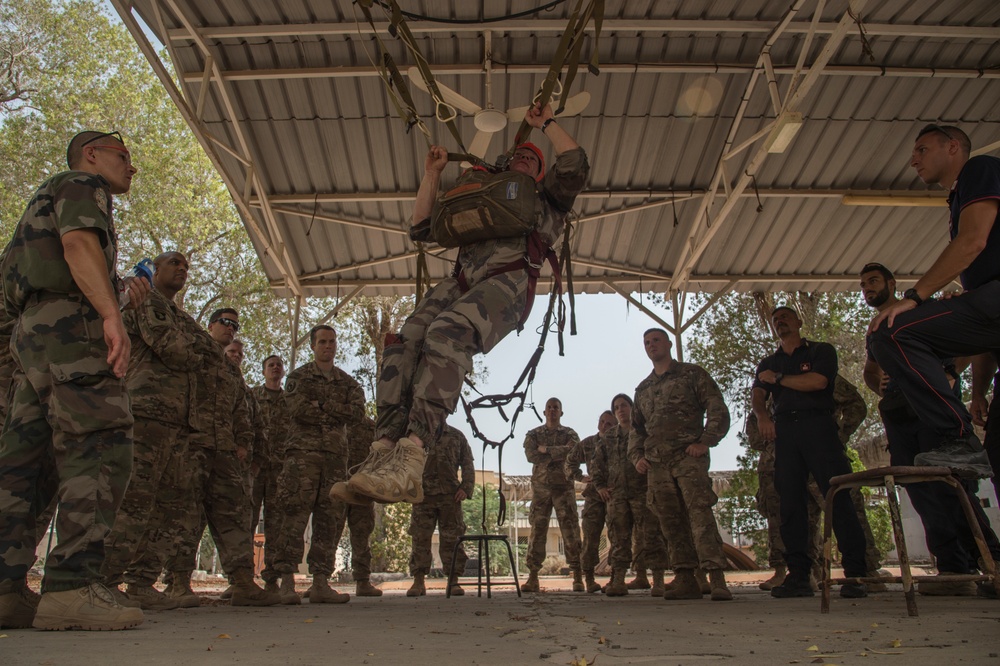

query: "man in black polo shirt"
left=752, top=306, right=868, bottom=598
left=869, top=125, right=999, bottom=478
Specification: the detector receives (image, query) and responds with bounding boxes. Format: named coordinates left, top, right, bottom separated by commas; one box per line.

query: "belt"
left=773, top=408, right=832, bottom=423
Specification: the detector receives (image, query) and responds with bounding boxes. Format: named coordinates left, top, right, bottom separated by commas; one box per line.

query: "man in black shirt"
left=869, top=125, right=999, bottom=478
left=753, top=307, right=868, bottom=598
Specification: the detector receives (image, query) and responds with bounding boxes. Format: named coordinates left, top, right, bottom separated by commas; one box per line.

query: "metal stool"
left=821, top=465, right=999, bottom=616
left=447, top=534, right=521, bottom=598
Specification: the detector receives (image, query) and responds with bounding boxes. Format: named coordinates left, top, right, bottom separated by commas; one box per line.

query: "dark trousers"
left=774, top=413, right=867, bottom=578
left=882, top=404, right=1000, bottom=571
left=871, top=280, right=1000, bottom=440
left=984, top=382, right=1000, bottom=502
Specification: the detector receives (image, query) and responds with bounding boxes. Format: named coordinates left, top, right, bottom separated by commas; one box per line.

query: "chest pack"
left=431, top=169, right=542, bottom=248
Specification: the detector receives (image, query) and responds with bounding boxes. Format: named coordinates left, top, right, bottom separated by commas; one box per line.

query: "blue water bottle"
left=119, top=258, right=154, bottom=309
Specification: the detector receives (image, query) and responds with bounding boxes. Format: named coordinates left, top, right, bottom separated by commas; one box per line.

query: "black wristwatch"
left=773, top=372, right=783, bottom=385
left=541, top=118, right=557, bottom=133
left=902, top=288, right=923, bottom=306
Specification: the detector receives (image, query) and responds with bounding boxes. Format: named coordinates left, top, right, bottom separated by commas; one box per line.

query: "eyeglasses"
left=81, top=131, right=125, bottom=148
left=213, top=317, right=240, bottom=332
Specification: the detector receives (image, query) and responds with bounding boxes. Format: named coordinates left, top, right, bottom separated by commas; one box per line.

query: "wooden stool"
left=447, top=534, right=522, bottom=598
left=821, top=465, right=999, bottom=616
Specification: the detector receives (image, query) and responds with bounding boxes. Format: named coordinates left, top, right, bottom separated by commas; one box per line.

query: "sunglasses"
left=213, top=317, right=240, bottom=332
left=918, top=124, right=958, bottom=143
left=81, top=131, right=125, bottom=148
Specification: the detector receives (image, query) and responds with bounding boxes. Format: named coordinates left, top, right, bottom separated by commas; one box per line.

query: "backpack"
left=430, top=169, right=541, bottom=248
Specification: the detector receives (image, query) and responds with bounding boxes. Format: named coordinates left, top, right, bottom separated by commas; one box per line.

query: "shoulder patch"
left=93, top=188, right=108, bottom=216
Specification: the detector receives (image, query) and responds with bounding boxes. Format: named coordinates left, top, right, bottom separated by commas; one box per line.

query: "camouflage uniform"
left=565, top=433, right=606, bottom=572
left=524, top=424, right=583, bottom=573
left=376, top=148, right=589, bottom=445
left=592, top=425, right=668, bottom=572
left=331, top=418, right=377, bottom=581
left=270, top=362, right=365, bottom=577
left=251, top=384, right=287, bottom=583
left=629, top=363, right=731, bottom=572
left=101, top=288, right=213, bottom=586
left=408, top=425, right=475, bottom=576
left=0, top=171, right=134, bottom=594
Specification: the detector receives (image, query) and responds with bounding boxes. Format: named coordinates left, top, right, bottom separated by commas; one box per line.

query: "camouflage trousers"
left=526, top=482, right=582, bottom=573
left=0, top=323, right=133, bottom=593
left=579, top=496, right=606, bottom=572
left=606, top=492, right=669, bottom=571
left=270, top=449, right=347, bottom=577
left=376, top=272, right=527, bottom=444
left=408, top=493, right=468, bottom=576
left=251, top=460, right=280, bottom=582
left=331, top=500, right=375, bottom=581
left=164, top=440, right=255, bottom=577
left=100, top=419, right=189, bottom=586
left=647, top=450, right=727, bottom=571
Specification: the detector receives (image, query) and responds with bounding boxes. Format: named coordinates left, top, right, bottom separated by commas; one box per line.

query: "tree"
left=715, top=435, right=769, bottom=565
left=462, top=483, right=526, bottom=575
left=369, top=503, right=412, bottom=573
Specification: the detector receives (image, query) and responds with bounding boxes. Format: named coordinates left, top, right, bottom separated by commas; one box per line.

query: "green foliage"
left=369, top=502, right=412, bottom=573
left=716, top=434, right=769, bottom=566
left=462, top=484, right=526, bottom=575
left=845, top=448, right=893, bottom=561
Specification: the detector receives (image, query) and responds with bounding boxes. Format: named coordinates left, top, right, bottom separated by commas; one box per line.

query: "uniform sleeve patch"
left=93, top=188, right=108, bottom=216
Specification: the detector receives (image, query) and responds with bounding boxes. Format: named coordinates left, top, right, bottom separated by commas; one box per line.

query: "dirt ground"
left=4, top=571, right=999, bottom=665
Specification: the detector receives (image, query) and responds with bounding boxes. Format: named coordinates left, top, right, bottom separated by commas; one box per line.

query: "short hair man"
left=753, top=308, right=868, bottom=599
left=629, top=329, right=733, bottom=601
left=869, top=125, right=999, bottom=477
left=521, top=397, right=585, bottom=593
left=565, top=410, right=617, bottom=593
left=251, top=354, right=287, bottom=593
left=0, top=131, right=147, bottom=631
left=862, top=263, right=1000, bottom=594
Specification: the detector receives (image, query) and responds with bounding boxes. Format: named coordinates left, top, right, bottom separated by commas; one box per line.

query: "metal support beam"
left=680, top=281, right=738, bottom=334
left=267, top=206, right=410, bottom=236
left=290, top=297, right=302, bottom=368
left=294, top=285, right=365, bottom=347
left=299, top=251, right=421, bottom=280
left=672, top=292, right=685, bottom=362
left=604, top=282, right=675, bottom=335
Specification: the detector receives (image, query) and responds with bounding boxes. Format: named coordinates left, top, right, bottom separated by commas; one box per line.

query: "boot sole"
left=348, top=475, right=423, bottom=504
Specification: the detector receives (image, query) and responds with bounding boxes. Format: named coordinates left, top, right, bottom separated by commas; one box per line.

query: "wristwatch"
left=902, top=288, right=923, bottom=306
left=773, top=372, right=783, bottom=385
left=541, top=118, right=557, bottom=133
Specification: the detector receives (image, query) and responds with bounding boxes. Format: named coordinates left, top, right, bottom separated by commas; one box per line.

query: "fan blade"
left=406, top=66, right=482, bottom=116
left=460, top=131, right=494, bottom=168
left=507, top=91, right=592, bottom=122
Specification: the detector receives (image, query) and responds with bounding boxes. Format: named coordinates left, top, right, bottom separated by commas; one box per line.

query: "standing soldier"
left=406, top=423, right=475, bottom=597
left=565, top=410, right=616, bottom=593
left=521, top=397, right=584, bottom=593
left=0, top=131, right=148, bottom=630
left=252, top=354, right=287, bottom=594
left=629, top=329, right=734, bottom=601
left=271, top=325, right=365, bottom=605
left=593, top=395, right=670, bottom=597
left=331, top=417, right=383, bottom=597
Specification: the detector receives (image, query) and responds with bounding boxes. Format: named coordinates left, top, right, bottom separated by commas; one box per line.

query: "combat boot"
left=605, top=569, right=628, bottom=597
left=277, top=573, right=301, bottom=605
left=759, top=565, right=786, bottom=591
left=219, top=584, right=233, bottom=600
left=406, top=572, right=426, bottom=597
left=696, top=568, right=712, bottom=595
left=520, top=571, right=540, bottom=593
left=333, top=441, right=395, bottom=504
left=571, top=570, right=585, bottom=592
left=771, top=571, right=815, bottom=598
left=708, top=569, right=733, bottom=601
left=263, top=579, right=279, bottom=595
left=448, top=574, right=465, bottom=597
left=356, top=579, right=383, bottom=597
left=309, top=575, right=350, bottom=604
left=107, top=585, right=141, bottom=609
left=626, top=570, right=650, bottom=590
left=583, top=570, right=601, bottom=594
left=33, top=583, right=144, bottom=631
left=348, top=437, right=426, bottom=504
left=164, top=573, right=201, bottom=608
left=0, top=580, right=40, bottom=629
left=650, top=569, right=665, bottom=596
left=662, top=569, right=702, bottom=600
left=125, top=583, right=180, bottom=611
left=231, top=569, right=281, bottom=607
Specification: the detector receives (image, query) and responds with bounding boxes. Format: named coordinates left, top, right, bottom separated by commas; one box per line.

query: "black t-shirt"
left=754, top=339, right=837, bottom=415
left=949, top=155, right=1000, bottom=290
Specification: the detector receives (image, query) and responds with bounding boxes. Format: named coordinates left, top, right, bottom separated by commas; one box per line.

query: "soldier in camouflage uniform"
left=158, top=308, right=278, bottom=607
left=629, top=329, right=735, bottom=601
left=521, top=397, right=584, bottom=593
left=0, top=131, right=147, bottom=631
left=271, top=325, right=365, bottom=605
left=565, top=410, right=616, bottom=593
left=100, top=252, right=214, bottom=612
left=343, top=103, right=588, bottom=506
left=406, top=423, right=475, bottom=597
left=594, top=395, right=670, bottom=597
left=330, top=417, right=382, bottom=597
left=251, top=354, right=287, bottom=592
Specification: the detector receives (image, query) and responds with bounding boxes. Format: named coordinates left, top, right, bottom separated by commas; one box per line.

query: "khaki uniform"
left=0, top=171, right=133, bottom=594
left=524, top=423, right=583, bottom=573
left=270, top=362, right=365, bottom=577
left=565, top=433, right=606, bottom=572
left=629, top=362, right=730, bottom=572
left=331, top=418, right=377, bottom=581
left=251, top=384, right=286, bottom=582
left=408, top=425, right=475, bottom=576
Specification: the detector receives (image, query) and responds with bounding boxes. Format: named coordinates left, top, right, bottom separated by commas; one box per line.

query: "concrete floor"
left=4, top=573, right=999, bottom=665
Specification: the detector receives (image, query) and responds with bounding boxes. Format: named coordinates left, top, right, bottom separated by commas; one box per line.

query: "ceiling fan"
left=406, top=31, right=591, bottom=164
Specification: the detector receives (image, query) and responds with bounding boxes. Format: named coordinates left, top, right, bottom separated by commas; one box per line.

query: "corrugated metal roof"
left=111, top=0, right=1000, bottom=301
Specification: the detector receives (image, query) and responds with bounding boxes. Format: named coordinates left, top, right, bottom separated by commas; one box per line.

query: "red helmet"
left=513, top=142, right=545, bottom=181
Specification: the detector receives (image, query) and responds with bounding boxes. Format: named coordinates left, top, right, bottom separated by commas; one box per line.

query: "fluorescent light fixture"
left=841, top=195, right=947, bottom=207
left=765, top=112, right=803, bottom=153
